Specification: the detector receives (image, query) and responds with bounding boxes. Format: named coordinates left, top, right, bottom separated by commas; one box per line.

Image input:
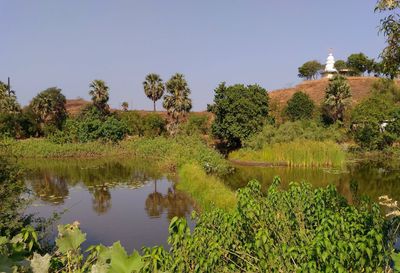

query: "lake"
left=22, top=157, right=400, bottom=251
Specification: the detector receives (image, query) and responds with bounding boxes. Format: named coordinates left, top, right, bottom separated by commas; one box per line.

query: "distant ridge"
left=269, top=77, right=399, bottom=108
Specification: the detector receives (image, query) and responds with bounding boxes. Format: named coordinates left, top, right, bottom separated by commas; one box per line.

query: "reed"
left=230, top=140, right=345, bottom=167
left=178, top=163, right=236, bottom=211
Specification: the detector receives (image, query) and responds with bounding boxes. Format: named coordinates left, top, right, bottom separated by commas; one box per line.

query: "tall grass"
left=2, top=136, right=231, bottom=175
left=230, top=140, right=345, bottom=167
left=178, top=163, right=236, bottom=211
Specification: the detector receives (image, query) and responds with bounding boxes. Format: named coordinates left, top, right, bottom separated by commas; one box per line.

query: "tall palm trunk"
left=153, top=100, right=156, bottom=112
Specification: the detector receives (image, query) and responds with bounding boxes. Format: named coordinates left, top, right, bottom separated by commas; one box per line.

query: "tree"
left=298, top=61, right=322, bottom=80
left=143, top=73, right=165, bottom=112
left=285, top=91, right=315, bottom=121
left=121, top=101, right=129, bottom=111
left=347, top=53, right=370, bottom=76
left=163, top=73, right=192, bottom=134
left=210, top=83, right=269, bottom=148
left=334, top=60, right=347, bottom=71
left=351, top=93, right=399, bottom=150
left=0, top=81, right=20, bottom=114
left=89, top=80, right=110, bottom=116
left=375, top=0, right=400, bottom=79
left=323, top=75, right=352, bottom=123
left=29, top=87, right=67, bottom=131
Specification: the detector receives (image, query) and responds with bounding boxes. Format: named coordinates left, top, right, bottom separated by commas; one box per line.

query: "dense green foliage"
left=346, top=53, right=372, bottom=76
left=284, top=91, right=315, bottom=121
left=334, top=60, right=347, bottom=71
left=323, top=75, right=352, bottom=124
left=0, top=81, right=20, bottom=114
left=143, top=73, right=165, bottom=112
left=0, top=149, right=28, bottom=237
left=180, top=114, right=209, bottom=136
left=2, top=136, right=230, bottom=175
left=230, top=139, right=345, bottom=167
left=29, top=87, right=67, bottom=133
left=210, top=83, right=270, bottom=148
left=351, top=92, right=400, bottom=150
left=244, top=120, right=345, bottom=150
left=119, top=111, right=167, bottom=137
left=375, top=0, right=400, bottom=79
left=297, top=60, right=322, bottom=80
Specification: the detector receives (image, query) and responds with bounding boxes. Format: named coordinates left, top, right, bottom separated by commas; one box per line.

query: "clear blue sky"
left=1, top=1, right=385, bottom=111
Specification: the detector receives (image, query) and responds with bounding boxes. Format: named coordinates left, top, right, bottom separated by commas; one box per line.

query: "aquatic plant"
left=230, top=139, right=346, bottom=167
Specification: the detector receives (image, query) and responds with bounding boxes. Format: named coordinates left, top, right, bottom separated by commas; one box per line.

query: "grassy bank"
left=230, top=140, right=346, bottom=167
left=178, top=163, right=236, bottom=211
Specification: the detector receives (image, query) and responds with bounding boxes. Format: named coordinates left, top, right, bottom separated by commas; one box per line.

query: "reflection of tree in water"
left=92, top=185, right=112, bottom=215
left=30, top=174, right=69, bottom=204
left=145, top=180, right=192, bottom=219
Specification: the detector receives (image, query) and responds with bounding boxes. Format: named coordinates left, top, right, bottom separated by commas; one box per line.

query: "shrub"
left=244, top=120, right=344, bottom=150
left=285, top=91, right=315, bottom=121
left=143, top=179, right=393, bottom=272
left=351, top=93, right=400, bottom=150
left=76, top=116, right=128, bottom=143
left=180, top=114, right=209, bottom=136
left=142, top=113, right=166, bottom=137
left=118, top=111, right=144, bottom=136
left=210, top=82, right=270, bottom=148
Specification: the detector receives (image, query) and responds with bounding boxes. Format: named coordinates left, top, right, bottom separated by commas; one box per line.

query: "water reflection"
left=225, top=158, right=400, bottom=202
left=22, top=157, right=195, bottom=251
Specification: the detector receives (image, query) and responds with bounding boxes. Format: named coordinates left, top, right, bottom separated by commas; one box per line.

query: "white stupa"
left=321, top=52, right=338, bottom=79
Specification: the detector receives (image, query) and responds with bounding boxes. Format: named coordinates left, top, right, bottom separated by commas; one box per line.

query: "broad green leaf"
left=91, top=262, right=109, bottom=273
left=30, top=252, right=51, bottom=273
left=109, top=242, right=144, bottom=273
left=55, top=224, right=86, bottom=254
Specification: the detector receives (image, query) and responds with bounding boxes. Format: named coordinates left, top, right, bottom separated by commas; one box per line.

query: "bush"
left=285, top=91, right=315, bottom=121
left=142, top=113, right=166, bottom=137
left=210, top=83, right=270, bottom=148
left=143, top=179, right=393, bottom=272
left=244, top=120, right=344, bottom=150
left=76, top=116, right=128, bottom=143
left=118, top=111, right=144, bottom=136
left=351, top=93, right=400, bottom=150
left=0, top=112, right=38, bottom=139
left=180, top=114, right=209, bottom=136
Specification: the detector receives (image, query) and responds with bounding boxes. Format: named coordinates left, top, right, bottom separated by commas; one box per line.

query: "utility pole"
left=7, top=77, right=11, bottom=95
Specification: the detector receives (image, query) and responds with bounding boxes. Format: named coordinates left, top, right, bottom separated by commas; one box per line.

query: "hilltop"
left=268, top=77, right=399, bottom=108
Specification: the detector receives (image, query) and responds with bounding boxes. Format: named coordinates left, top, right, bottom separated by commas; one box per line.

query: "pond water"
left=224, top=158, right=400, bottom=203
left=22, top=158, right=195, bottom=252
left=22, top=157, right=400, bottom=251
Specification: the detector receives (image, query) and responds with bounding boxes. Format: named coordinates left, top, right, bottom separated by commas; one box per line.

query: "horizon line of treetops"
left=0, top=72, right=192, bottom=112
left=298, top=52, right=400, bottom=80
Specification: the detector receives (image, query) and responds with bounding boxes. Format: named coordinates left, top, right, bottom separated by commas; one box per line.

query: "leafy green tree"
left=121, top=101, right=129, bottom=111
left=284, top=91, right=315, bottom=121
left=298, top=60, right=322, bottom=80
left=375, top=0, right=400, bottom=79
left=0, top=81, right=20, bottom=114
left=346, top=53, right=370, bottom=76
left=89, top=80, right=110, bottom=116
left=334, top=60, right=347, bottom=71
left=29, top=87, right=67, bottom=132
left=323, top=75, right=352, bottom=123
left=143, top=73, right=165, bottom=112
left=163, top=73, right=192, bottom=134
left=210, top=83, right=269, bottom=148
left=351, top=93, right=399, bottom=150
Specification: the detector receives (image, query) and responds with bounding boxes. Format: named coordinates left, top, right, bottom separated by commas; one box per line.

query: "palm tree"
left=121, top=101, right=129, bottom=111
left=324, top=75, right=352, bottom=123
left=89, top=80, right=110, bottom=115
left=143, top=73, right=165, bottom=112
left=163, top=73, right=192, bottom=134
